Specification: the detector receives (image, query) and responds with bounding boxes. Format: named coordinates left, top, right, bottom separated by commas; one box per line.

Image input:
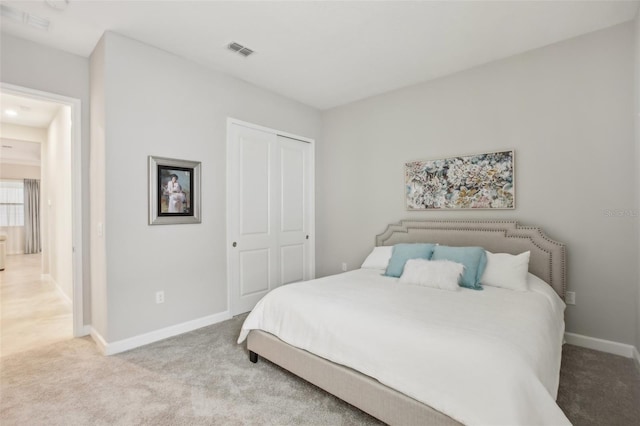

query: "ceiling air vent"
left=1, top=4, right=50, bottom=31
left=228, top=42, right=243, bottom=52
left=227, top=42, right=254, bottom=57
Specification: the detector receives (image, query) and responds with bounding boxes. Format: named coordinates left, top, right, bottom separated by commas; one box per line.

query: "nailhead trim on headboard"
left=375, top=220, right=567, bottom=298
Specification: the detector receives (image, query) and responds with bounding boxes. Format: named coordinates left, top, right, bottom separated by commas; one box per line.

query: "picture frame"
left=405, top=150, right=515, bottom=210
left=148, top=155, right=201, bottom=225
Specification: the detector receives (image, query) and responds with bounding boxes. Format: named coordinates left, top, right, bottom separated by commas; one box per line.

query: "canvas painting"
left=159, top=167, right=192, bottom=215
left=405, top=150, right=514, bottom=210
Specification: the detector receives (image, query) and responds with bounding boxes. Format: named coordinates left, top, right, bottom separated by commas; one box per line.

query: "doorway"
left=0, top=83, right=84, bottom=343
left=227, top=118, right=315, bottom=315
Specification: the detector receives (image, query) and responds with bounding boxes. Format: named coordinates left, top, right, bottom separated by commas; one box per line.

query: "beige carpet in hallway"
left=0, top=253, right=73, bottom=357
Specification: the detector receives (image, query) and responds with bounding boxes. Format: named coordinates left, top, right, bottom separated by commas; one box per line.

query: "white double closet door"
left=227, top=120, right=314, bottom=315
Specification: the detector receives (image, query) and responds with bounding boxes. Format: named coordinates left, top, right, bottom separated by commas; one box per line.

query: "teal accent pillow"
left=431, top=246, right=487, bottom=290
left=384, top=243, right=436, bottom=278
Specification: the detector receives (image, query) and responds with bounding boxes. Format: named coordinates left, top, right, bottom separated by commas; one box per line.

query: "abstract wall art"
left=405, top=150, right=514, bottom=210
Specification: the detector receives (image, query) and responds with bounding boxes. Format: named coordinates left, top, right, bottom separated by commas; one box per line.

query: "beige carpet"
left=1, top=315, right=381, bottom=425
left=1, top=313, right=639, bottom=425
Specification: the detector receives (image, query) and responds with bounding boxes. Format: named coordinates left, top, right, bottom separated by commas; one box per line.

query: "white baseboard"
left=633, top=346, right=640, bottom=371
left=564, top=332, right=637, bottom=359
left=90, top=310, right=233, bottom=356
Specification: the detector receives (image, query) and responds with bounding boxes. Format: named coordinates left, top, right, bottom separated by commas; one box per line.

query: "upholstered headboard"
left=376, top=220, right=566, bottom=298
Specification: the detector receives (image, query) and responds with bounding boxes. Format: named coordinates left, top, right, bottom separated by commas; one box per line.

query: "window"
left=0, top=180, right=24, bottom=227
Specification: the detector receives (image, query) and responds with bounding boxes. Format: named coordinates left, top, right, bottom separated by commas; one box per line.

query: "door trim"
left=1, top=82, right=85, bottom=337
left=226, top=118, right=315, bottom=315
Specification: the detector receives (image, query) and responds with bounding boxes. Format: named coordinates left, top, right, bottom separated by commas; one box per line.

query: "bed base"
left=247, top=329, right=461, bottom=426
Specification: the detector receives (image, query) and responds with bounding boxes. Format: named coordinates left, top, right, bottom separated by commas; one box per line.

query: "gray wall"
left=89, top=36, right=108, bottom=338
left=0, top=34, right=92, bottom=326
left=319, top=23, right=637, bottom=345
left=635, top=13, right=640, bottom=351
left=94, top=33, right=321, bottom=342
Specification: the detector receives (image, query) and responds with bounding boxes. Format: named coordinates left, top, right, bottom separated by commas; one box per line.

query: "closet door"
left=228, top=122, right=313, bottom=315
left=278, top=135, right=312, bottom=286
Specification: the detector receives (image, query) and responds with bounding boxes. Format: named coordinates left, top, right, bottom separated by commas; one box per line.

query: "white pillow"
left=398, top=259, right=464, bottom=291
left=361, top=246, right=393, bottom=270
left=481, top=251, right=531, bottom=291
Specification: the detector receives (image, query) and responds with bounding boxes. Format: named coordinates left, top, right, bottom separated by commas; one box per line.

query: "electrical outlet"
left=565, top=291, right=576, bottom=305
left=155, top=291, right=165, bottom=304
left=341, top=262, right=347, bottom=272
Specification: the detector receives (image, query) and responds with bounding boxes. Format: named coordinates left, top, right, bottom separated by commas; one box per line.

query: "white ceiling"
left=0, top=92, right=61, bottom=128
left=1, top=1, right=638, bottom=110
left=0, top=93, right=60, bottom=166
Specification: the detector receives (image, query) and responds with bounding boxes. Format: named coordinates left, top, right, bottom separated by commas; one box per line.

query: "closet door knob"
left=232, top=242, right=237, bottom=247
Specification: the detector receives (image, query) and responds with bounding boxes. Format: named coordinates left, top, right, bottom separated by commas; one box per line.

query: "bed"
left=238, top=220, right=569, bottom=425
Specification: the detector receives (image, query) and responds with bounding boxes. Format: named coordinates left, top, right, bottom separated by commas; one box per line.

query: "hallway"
left=0, top=253, right=72, bottom=357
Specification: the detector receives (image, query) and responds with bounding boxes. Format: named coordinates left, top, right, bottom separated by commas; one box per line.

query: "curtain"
left=0, top=180, right=24, bottom=226
left=24, top=179, right=41, bottom=254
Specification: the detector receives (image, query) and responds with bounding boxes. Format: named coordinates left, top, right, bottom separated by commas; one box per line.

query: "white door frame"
left=1, top=82, right=85, bottom=337
left=226, top=117, right=315, bottom=315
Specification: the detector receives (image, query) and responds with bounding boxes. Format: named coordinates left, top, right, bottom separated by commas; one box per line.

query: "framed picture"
left=148, top=156, right=201, bottom=225
left=405, top=150, right=514, bottom=210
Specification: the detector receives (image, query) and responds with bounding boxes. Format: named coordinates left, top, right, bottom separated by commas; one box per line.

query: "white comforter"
left=238, top=269, right=570, bottom=426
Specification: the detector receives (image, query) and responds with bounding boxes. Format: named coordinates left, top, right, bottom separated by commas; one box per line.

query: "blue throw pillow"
left=431, top=245, right=487, bottom=290
left=384, top=243, right=436, bottom=278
